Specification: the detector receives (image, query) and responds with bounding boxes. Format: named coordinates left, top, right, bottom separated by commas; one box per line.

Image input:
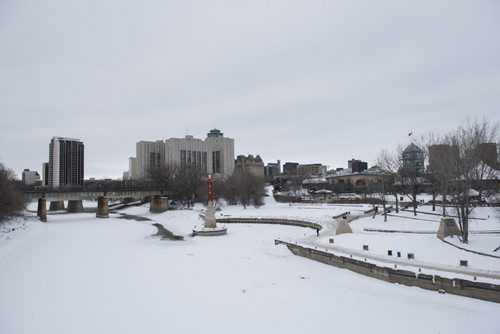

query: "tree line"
left=146, top=164, right=266, bottom=209
left=0, top=163, right=26, bottom=224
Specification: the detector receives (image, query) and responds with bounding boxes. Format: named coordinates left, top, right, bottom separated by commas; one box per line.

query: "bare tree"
left=426, top=133, right=460, bottom=217
left=368, top=180, right=387, bottom=221
left=281, top=169, right=308, bottom=197
left=172, top=165, right=203, bottom=207
left=448, top=118, right=499, bottom=243
left=212, top=176, right=227, bottom=209
left=146, top=163, right=176, bottom=188
left=377, top=148, right=403, bottom=213
left=378, top=136, right=430, bottom=216
left=223, top=171, right=266, bottom=209
left=469, top=121, right=499, bottom=203
left=0, top=162, right=26, bottom=223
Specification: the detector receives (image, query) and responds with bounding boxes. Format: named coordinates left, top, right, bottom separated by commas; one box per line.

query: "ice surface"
left=1, top=193, right=499, bottom=334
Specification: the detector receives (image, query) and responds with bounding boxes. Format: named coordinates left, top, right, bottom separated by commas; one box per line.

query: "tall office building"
left=135, top=140, right=164, bottom=179
left=204, top=129, right=234, bottom=175
left=131, top=129, right=234, bottom=179
left=48, top=137, right=84, bottom=187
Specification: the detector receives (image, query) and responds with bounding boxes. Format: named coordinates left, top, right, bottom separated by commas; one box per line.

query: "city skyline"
left=1, top=1, right=499, bottom=178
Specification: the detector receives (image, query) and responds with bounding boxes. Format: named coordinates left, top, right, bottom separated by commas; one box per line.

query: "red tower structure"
left=192, top=172, right=227, bottom=235
left=207, top=173, right=214, bottom=203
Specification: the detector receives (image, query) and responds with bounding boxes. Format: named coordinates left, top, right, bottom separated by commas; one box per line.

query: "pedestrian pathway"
left=294, top=212, right=500, bottom=282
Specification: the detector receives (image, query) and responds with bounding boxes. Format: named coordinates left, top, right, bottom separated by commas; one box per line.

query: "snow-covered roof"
left=303, top=178, right=328, bottom=184
left=314, top=189, right=332, bottom=194
left=468, top=188, right=480, bottom=196
left=403, top=142, right=423, bottom=154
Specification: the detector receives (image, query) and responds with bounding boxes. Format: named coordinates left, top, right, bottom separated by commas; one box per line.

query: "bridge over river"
left=23, top=188, right=170, bottom=222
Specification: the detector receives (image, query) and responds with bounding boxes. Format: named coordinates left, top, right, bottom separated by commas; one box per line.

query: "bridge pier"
left=67, top=200, right=84, bottom=213
left=150, top=195, right=168, bottom=213
left=38, top=198, right=47, bottom=222
left=96, top=196, right=109, bottom=218
left=49, top=200, right=65, bottom=211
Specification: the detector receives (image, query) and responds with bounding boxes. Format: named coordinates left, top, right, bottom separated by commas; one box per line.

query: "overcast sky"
left=1, top=0, right=499, bottom=179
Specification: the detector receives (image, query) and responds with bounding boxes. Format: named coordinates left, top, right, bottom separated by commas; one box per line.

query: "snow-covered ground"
left=1, top=193, right=500, bottom=334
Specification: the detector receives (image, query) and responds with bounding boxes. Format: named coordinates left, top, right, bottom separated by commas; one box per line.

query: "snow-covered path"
left=1, top=209, right=500, bottom=334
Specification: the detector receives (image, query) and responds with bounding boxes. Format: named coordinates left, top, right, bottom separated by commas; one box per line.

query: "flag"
left=408, top=132, right=413, bottom=136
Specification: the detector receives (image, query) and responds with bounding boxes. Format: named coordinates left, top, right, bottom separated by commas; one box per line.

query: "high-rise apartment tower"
left=48, top=136, right=84, bottom=187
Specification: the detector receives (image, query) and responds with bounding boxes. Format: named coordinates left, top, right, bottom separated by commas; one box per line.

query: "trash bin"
left=388, top=250, right=392, bottom=256
left=397, top=251, right=401, bottom=258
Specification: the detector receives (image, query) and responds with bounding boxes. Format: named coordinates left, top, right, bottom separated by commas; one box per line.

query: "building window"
left=212, top=151, right=221, bottom=173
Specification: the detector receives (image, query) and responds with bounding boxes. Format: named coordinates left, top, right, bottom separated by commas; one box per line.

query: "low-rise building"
left=234, top=154, right=264, bottom=177
left=41, top=162, right=49, bottom=186
left=283, top=162, right=298, bottom=175
left=22, top=169, right=41, bottom=185
left=264, top=160, right=281, bottom=180
left=348, top=159, right=368, bottom=173
left=297, top=163, right=327, bottom=177
left=325, top=166, right=395, bottom=193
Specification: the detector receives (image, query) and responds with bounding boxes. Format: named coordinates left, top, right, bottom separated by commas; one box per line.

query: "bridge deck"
left=23, top=189, right=167, bottom=201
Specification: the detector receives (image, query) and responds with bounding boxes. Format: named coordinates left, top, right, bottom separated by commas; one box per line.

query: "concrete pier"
left=150, top=196, right=168, bottom=213
left=67, top=200, right=84, bottom=213
left=37, top=198, right=42, bottom=217
left=96, top=196, right=109, bottom=218
left=49, top=200, right=65, bottom=211
left=335, top=218, right=352, bottom=235
left=38, top=198, right=47, bottom=222
left=437, top=217, right=460, bottom=240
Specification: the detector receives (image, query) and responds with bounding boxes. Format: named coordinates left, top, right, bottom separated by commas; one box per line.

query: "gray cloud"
left=1, top=0, right=499, bottom=178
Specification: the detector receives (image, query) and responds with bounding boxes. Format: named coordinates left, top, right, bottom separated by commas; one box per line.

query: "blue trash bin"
left=397, top=251, right=401, bottom=258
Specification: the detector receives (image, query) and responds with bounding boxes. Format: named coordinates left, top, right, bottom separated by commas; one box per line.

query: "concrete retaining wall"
left=217, top=217, right=321, bottom=230
left=275, top=240, right=500, bottom=304
left=273, top=195, right=386, bottom=205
